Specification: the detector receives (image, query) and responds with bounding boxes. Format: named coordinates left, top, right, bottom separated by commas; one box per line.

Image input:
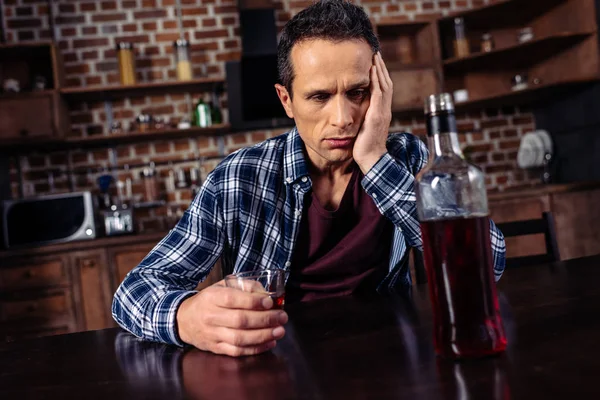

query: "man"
left=113, top=0, right=506, bottom=357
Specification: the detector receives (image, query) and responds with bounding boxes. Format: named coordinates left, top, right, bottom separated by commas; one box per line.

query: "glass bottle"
left=116, top=42, right=136, bottom=85
left=193, top=94, right=212, bottom=127
left=141, top=161, right=160, bottom=203
left=452, top=17, right=470, bottom=58
left=415, top=93, right=507, bottom=359
left=173, top=39, right=193, bottom=81
left=210, top=91, right=223, bottom=125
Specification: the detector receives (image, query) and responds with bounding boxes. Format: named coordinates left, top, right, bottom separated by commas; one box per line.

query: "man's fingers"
left=206, top=308, right=288, bottom=329
left=213, top=340, right=277, bottom=357
left=375, top=53, right=389, bottom=91
left=377, top=52, right=393, bottom=88
left=370, top=64, right=381, bottom=94
left=209, top=286, right=273, bottom=310
left=214, top=324, right=285, bottom=347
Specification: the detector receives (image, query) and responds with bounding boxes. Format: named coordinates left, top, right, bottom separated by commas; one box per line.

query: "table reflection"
left=114, top=329, right=318, bottom=400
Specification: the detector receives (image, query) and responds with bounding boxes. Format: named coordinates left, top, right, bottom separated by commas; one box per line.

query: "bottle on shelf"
left=210, top=91, right=223, bottom=125
left=141, top=161, right=161, bottom=203
left=415, top=93, right=507, bottom=359
left=193, top=94, right=212, bottom=127
left=116, top=42, right=136, bottom=85
left=173, top=39, right=193, bottom=81
left=452, top=17, right=470, bottom=58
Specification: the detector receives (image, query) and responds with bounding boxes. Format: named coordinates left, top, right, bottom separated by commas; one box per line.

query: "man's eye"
left=348, top=90, right=367, bottom=99
left=311, top=94, right=330, bottom=102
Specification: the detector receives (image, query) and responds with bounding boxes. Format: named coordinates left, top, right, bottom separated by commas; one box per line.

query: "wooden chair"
left=496, top=212, right=561, bottom=268
left=410, top=212, right=561, bottom=284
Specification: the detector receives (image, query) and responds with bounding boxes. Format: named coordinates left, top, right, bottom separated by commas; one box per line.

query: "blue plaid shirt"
left=112, top=127, right=506, bottom=345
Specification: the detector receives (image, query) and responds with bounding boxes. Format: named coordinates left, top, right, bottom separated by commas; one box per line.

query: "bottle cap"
left=173, top=38, right=190, bottom=48
left=425, top=93, right=454, bottom=116
left=116, top=42, right=133, bottom=50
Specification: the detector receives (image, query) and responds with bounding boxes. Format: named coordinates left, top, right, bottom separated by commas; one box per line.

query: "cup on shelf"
left=453, top=89, right=469, bottom=103
left=517, top=27, right=534, bottom=44
left=511, top=73, right=529, bottom=91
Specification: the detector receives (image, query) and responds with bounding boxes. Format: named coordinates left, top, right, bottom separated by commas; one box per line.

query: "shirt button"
left=294, top=209, right=302, bottom=217
left=372, top=193, right=378, bottom=198
left=286, top=177, right=293, bottom=184
left=301, top=176, right=308, bottom=182
left=285, top=261, right=291, bottom=267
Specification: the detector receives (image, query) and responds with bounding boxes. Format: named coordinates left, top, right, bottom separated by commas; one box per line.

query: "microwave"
left=2, top=191, right=96, bottom=249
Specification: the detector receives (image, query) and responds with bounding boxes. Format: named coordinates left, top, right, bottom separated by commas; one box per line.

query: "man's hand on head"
left=176, top=281, right=288, bottom=357
left=353, top=52, right=393, bottom=174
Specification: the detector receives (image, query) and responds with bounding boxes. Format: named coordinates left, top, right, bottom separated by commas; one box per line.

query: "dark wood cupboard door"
left=489, top=195, right=551, bottom=260
left=70, top=250, right=113, bottom=332
left=109, top=242, right=156, bottom=292
left=108, top=241, right=222, bottom=293
left=0, top=253, right=76, bottom=341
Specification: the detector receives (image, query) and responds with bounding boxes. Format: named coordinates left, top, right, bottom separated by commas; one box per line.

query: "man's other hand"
left=353, top=52, right=393, bottom=174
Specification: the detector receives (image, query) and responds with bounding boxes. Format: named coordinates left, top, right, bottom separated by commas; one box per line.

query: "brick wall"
left=3, top=0, right=541, bottom=232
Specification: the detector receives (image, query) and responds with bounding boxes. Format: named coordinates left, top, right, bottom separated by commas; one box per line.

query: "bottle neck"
left=426, top=112, right=464, bottom=158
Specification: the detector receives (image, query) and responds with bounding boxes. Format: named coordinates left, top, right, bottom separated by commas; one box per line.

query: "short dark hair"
left=277, top=0, right=380, bottom=97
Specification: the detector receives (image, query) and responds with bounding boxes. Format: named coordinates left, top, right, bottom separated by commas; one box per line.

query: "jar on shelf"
left=452, top=17, right=470, bottom=58
left=116, top=42, right=136, bottom=86
left=481, top=33, right=495, bottom=53
left=136, top=114, right=153, bottom=132
left=173, top=39, right=193, bottom=81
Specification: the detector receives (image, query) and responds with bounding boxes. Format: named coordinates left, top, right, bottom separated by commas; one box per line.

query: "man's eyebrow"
left=304, top=88, right=332, bottom=98
left=347, top=80, right=370, bottom=90
left=304, top=80, right=370, bottom=98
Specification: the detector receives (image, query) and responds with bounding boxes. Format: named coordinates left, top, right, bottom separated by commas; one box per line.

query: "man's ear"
left=275, top=84, right=294, bottom=119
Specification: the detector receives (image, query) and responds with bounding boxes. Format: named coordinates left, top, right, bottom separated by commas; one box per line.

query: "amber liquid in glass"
left=269, top=292, right=285, bottom=309
left=421, top=215, right=507, bottom=359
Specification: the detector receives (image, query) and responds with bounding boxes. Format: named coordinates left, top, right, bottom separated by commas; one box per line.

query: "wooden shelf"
left=0, top=137, right=64, bottom=153
left=60, top=77, right=225, bottom=101
left=454, top=77, right=599, bottom=110
left=0, top=41, right=54, bottom=50
left=375, top=16, right=433, bottom=28
left=0, top=124, right=230, bottom=153
left=392, top=104, right=423, bottom=115
left=443, top=31, right=594, bottom=71
left=0, top=90, right=58, bottom=99
left=66, top=123, right=230, bottom=148
left=439, top=0, right=566, bottom=29
left=386, top=62, right=437, bottom=71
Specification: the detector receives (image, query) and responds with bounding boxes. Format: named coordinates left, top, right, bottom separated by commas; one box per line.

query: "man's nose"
left=330, top=96, right=353, bottom=129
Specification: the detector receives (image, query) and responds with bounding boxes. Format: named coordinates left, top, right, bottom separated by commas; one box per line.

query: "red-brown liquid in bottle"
left=421, top=215, right=507, bottom=359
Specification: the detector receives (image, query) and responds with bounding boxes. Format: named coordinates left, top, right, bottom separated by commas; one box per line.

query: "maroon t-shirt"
left=286, top=166, right=394, bottom=303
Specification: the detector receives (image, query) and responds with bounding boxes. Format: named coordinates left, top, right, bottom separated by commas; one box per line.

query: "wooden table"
left=1, top=256, right=600, bottom=399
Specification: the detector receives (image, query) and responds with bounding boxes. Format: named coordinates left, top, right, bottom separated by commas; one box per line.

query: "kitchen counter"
left=2, top=181, right=600, bottom=260
left=488, top=181, right=600, bottom=201
left=0, top=230, right=168, bottom=259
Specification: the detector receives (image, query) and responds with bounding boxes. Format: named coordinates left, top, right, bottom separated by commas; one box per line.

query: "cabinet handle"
left=82, top=259, right=96, bottom=269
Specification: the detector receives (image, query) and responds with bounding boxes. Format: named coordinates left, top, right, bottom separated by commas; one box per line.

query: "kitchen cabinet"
left=0, top=231, right=224, bottom=341
left=489, top=183, right=600, bottom=260
left=70, top=249, right=113, bottom=331
left=0, top=253, right=77, bottom=341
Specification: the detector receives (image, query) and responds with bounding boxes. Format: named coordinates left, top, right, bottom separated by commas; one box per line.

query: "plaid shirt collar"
left=283, top=126, right=311, bottom=185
